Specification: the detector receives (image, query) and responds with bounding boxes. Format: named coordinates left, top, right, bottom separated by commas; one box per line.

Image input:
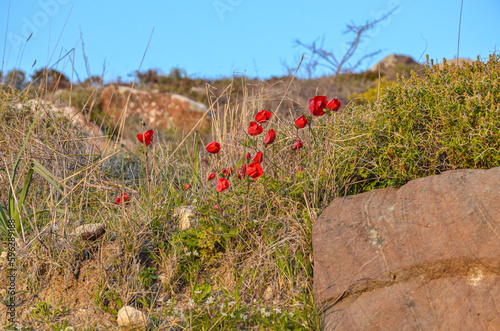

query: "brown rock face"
left=313, top=167, right=500, bottom=330
left=100, top=85, right=209, bottom=132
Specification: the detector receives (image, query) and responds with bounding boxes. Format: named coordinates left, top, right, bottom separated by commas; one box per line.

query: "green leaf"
left=0, top=204, right=10, bottom=236
left=11, top=166, right=34, bottom=227
left=31, top=160, right=66, bottom=195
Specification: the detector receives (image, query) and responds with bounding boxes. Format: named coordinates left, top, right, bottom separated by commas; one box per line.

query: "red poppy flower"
left=255, top=110, right=272, bottom=123
left=264, top=129, right=276, bottom=145
left=137, top=129, right=154, bottom=146
left=184, top=184, right=191, bottom=190
left=326, top=98, right=341, bottom=111
left=293, top=140, right=303, bottom=150
left=309, top=96, right=327, bottom=117
left=246, top=152, right=251, bottom=160
left=206, top=141, right=221, bottom=154
left=238, top=164, right=247, bottom=180
left=214, top=204, right=219, bottom=209
left=114, top=192, right=129, bottom=205
left=216, top=178, right=230, bottom=192
left=248, top=121, right=264, bottom=136
left=253, top=151, right=263, bottom=163
left=246, top=162, right=264, bottom=179
left=295, top=115, right=308, bottom=129
left=208, top=172, right=216, bottom=180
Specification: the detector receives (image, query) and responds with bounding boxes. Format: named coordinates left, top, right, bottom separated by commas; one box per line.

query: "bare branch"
left=293, top=6, right=399, bottom=79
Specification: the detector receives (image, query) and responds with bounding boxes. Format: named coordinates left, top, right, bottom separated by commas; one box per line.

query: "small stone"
left=117, top=306, right=149, bottom=330
left=158, top=274, right=169, bottom=286
left=263, top=286, right=274, bottom=301
left=173, top=206, right=197, bottom=231
left=72, top=223, right=106, bottom=241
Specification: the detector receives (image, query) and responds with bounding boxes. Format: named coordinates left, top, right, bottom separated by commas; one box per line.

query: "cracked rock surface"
left=313, top=167, right=500, bottom=330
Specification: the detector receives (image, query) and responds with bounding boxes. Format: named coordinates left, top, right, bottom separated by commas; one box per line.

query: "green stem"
left=245, top=179, right=251, bottom=222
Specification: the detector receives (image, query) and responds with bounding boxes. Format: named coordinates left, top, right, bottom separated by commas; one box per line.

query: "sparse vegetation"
left=0, top=53, right=499, bottom=330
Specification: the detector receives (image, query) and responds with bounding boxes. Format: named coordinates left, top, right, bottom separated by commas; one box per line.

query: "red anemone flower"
left=246, top=162, right=264, bottom=179
left=184, top=184, right=191, bottom=190
left=248, top=121, right=264, bottom=136
left=264, top=129, right=276, bottom=145
left=238, top=164, right=247, bottom=180
left=137, top=129, right=154, bottom=146
left=326, top=98, right=341, bottom=111
left=206, top=141, right=221, bottom=154
left=255, top=110, right=272, bottom=123
left=293, top=140, right=303, bottom=150
left=216, top=178, right=230, bottom=192
left=246, top=152, right=251, bottom=160
left=208, top=172, right=216, bottom=180
left=253, top=151, right=263, bottom=163
left=309, top=96, right=327, bottom=117
left=295, top=115, right=308, bottom=129
left=114, top=192, right=129, bottom=205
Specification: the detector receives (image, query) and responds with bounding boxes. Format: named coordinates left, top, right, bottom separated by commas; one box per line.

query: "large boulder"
left=369, top=54, right=418, bottom=72
left=100, top=85, right=209, bottom=132
left=313, top=167, right=500, bottom=330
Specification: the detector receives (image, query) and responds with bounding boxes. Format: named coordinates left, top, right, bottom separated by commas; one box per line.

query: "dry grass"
left=0, top=74, right=341, bottom=329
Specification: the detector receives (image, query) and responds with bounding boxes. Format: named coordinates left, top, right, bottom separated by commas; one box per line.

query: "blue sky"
left=1, top=0, right=499, bottom=82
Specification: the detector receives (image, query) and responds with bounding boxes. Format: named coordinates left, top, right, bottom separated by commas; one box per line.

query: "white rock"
left=117, top=306, right=149, bottom=330
left=173, top=206, right=197, bottom=231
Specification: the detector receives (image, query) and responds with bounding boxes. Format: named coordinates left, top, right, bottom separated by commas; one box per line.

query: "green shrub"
left=348, top=78, right=398, bottom=105
left=348, top=54, right=500, bottom=192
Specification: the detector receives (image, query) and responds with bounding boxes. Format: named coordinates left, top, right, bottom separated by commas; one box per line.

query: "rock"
left=369, top=54, right=418, bottom=72
left=100, top=85, right=210, bottom=132
left=116, top=306, right=150, bottom=330
left=189, top=86, right=206, bottom=95
left=263, top=286, right=274, bottom=301
left=158, top=274, right=169, bottom=286
left=313, top=167, right=500, bottom=330
left=72, top=223, right=106, bottom=241
left=15, top=99, right=103, bottom=137
left=436, top=57, right=474, bottom=69
left=173, top=206, right=197, bottom=231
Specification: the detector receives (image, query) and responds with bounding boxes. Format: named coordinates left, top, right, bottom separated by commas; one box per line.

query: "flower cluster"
left=309, top=96, right=341, bottom=117
left=292, top=95, right=341, bottom=150
left=132, top=96, right=340, bottom=205
left=201, top=110, right=275, bottom=194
